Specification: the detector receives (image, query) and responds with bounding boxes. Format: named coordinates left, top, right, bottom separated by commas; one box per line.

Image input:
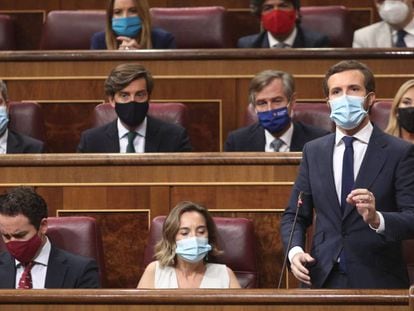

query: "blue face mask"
left=0, top=106, right=9, bottom=136
left=175, top=237, right=212, bottom=263
left=112, top=16, right=142, bottom=37
left=329, top=94, right=368, bottom=130
left=257, top=106, right=291, bottom=133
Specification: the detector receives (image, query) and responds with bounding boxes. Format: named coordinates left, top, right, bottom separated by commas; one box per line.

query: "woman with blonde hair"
left=385, top=79, right=414, bottom=143
left=91, top=0, right=175, bottom=50
left=137, top=201, right=240, bottom=288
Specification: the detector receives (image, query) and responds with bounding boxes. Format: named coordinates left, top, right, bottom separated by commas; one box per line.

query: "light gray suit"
left=353, top=21, right=393, bottom=48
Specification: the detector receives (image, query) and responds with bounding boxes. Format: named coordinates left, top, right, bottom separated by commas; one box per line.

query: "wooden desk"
left=0, top=153, right=300, bottom=288
left=0, top=288, right=410, bottom=311
left=0, top=49, right=412, bottom=152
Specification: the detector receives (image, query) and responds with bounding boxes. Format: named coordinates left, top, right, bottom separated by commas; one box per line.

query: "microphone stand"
left=277, top=191, right=303, bottom=289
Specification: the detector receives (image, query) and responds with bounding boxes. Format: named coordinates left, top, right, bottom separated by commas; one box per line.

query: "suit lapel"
left=0, top=252, right=16, bottom=288
left=252, top=32, right=270, bottom=48
left=45, top=247, right=68, bottom=288
left=145, top=117, right=160, bottom=152
left=318, top=134, right=342, bottom=219
left=292, top=27, right=305, bottom=48
left=104, top=120, right=120, bottom=152
left=377, top=22, right=393, bottom=47
left=6, top=131, right=22, bottom=153
left=290, top=122, right=303, bottom=151
left=343, top=126, right=388, bottom=218
left=248, top=124, right=266, bottom=151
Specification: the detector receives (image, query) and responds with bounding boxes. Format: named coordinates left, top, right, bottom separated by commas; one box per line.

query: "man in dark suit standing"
left=237, top=0, right=329, bottom=48
left=77, top=63, right=191, bottom=153
left=281, top=60, right=414, bottom=288
left=0, top=187, right=100, bottom=288
left=0, top=80, right=44, bottom=154
left=225, top=70, right=329, bottom=152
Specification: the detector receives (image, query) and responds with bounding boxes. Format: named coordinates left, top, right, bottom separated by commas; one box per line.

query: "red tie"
left=18, top=261, right=35, bottom=289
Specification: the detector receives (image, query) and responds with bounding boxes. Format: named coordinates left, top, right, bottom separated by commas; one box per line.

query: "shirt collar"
left=267, top=26, right=297, bottom=48
left=117, top=117, right=147, bottom=139
left=335, top=121, right=373, bottom=146
left=265, top=122, right=294, bottom=148
left=15, top=236, right=51, bottom=267
left=392, top=16, right=414, bottom=36
left=0, top=128, right=8, bottom=154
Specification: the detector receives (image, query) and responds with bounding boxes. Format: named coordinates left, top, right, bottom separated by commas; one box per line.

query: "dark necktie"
left=341, top=136, right=355, bottom=213
left=396, top=30, right=407, bottom=48
left=18, top=261, right=35, bottom=289
left=126, top=131, right=137, bottom=153
left=338, top=136, right=354, bottom=273
left=270, top=138, right=284, bottom=152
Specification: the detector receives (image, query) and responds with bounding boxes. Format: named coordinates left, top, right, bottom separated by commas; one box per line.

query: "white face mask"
left=379, top=0, right=410, bottom=25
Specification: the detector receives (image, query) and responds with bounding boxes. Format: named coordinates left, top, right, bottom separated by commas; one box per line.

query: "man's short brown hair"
left=323, top=60, right=375, bottom=97
left=104, top=63, right=154, bottom=98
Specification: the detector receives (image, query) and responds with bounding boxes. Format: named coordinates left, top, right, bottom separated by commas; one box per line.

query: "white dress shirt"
left=117, top=118, right=147, bottom=153
left=267, top=27, right=297, bottom=48
left=15, top=237, right=51, bottom=289
left=392, top=16, right=414, bottom=47
left=0, top=128, right=8, bottom=154
left=264, top=123, right=293, bottom=152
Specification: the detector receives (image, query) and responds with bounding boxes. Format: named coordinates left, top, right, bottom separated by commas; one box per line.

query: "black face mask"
left=115, top=101, right=149, bottom=128
left=398, top=107, right=414, bottom=133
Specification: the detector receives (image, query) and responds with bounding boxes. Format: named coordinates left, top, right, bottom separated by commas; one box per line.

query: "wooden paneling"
left=0, top=49, right=412, bottom=152
left=1, top=1, right=376, bottom=50
left=29, top=99, right=220, bottom=153
left=0, top=289, right=410, bottom=311
left=0, top=153, right=300, bottom=288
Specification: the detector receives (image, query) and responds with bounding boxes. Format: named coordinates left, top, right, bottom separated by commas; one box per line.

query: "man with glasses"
left=237, top=0, right=329, bottom=48
left=77, top=63, right=191, bottom=153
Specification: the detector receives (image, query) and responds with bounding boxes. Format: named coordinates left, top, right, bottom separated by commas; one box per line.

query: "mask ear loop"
left=365, top=92, right=375, bottom=114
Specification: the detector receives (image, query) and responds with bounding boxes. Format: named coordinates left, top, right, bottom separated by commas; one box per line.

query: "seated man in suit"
left=238, top=0, right=329, bottom=48
left=0, top=187, right=100, bottom=288
left=0, top=80, right=44, bottom=153
left=78, top=63, right=191, bottom=153
left=353, top=0, right=414, bottom=48
left=225, top=70, right=329, bottom=152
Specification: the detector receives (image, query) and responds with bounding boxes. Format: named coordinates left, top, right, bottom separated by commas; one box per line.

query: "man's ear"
left=366, top=92, right=376, bottom=112
left=108, top=96, right=115, bottom=107
left=288, top=93, right=297, bottom=115
left=39, top=218, right=48, bottom=236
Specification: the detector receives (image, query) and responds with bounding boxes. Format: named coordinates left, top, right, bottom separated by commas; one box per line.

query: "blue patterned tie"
left=396, top=30, right=407, bottom=47
left=339, top=136, right=354, bottom=273
left=270, top=138, right=284, bottom=152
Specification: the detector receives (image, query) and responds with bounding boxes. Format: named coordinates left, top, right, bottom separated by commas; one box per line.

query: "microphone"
left=277, top=190, right=304, bottom=289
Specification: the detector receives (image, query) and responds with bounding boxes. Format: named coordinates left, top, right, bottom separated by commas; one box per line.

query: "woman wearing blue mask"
left=91, top=0, right=176, bottom=50
left=137, top=202, right=240, bottom=288
left=385, top=79, right=414, bottom=144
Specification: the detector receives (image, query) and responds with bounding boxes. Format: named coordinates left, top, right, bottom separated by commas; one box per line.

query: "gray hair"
left=248, top=70, right=295, bottom=105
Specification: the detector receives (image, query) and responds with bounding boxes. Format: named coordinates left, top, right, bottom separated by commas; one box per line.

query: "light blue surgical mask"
left=175, top=237, right=212, bottom=263
left=329, top=94, right=368, bottom=130
left=257, top=106, right=291, bottom=133
left=0, top=106, right=9, bottom=136
left=112, top=16, right=142, bottom=38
